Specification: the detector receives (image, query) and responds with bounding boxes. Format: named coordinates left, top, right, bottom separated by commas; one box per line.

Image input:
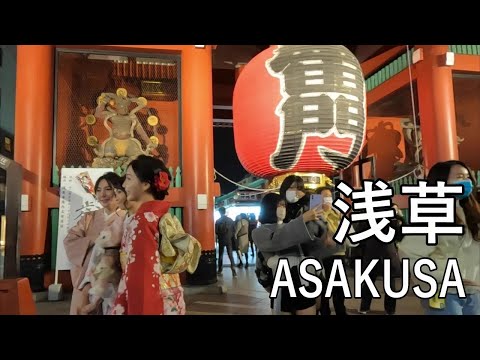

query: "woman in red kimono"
left=111, top=155, right=186, bottom=315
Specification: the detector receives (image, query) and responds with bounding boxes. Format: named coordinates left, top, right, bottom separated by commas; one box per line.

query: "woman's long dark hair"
left=427, top=160, right=480, bottom=240
left=259, top=193, right=282, bottom=224
left=114, top=176, right=127, bottom=195
left=279, top=175, right=310, bottom=222
left=94, top=172, right=123, bottom=193
left=129, top=155, right=171, bottom=200
left=112, top=176, right=127, bottom=195
left=279, top=175, right=304, bottom=198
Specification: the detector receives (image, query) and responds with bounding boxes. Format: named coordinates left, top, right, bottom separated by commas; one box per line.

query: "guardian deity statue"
left=88, top=88, right=158, bottom=169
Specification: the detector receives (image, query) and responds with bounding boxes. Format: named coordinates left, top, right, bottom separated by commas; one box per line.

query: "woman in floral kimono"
left=64, top=172, right=125, bottom=315
left=111, top=155, right=186, bottom=315
left=78, top=178, right=127, bottom=315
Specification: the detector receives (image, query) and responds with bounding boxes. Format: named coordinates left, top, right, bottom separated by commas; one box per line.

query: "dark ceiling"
left=212, top=45, right=391, bottom=70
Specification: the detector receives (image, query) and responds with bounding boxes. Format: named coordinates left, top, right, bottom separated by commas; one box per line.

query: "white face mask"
left=286, top=190, right=299, bottom=203
left=276, top=207, right=286, bottom=221
left=323, top=197, right=333, bottom=205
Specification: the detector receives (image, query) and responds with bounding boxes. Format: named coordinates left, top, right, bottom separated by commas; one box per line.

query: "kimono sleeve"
left=63, top=213, right=97, bottom=267
left=123, top=215, right=164, bottom=315
left=107, top=212, right=126, bottom=247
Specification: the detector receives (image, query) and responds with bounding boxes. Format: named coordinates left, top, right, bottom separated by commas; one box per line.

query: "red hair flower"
left=154, top=171, right=170, bottom=191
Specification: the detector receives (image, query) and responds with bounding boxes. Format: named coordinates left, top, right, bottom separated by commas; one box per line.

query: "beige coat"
left=235, top=219, right=250, bottom=254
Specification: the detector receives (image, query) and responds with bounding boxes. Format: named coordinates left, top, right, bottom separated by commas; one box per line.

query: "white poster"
left=56, top=167, right=113, bottom=271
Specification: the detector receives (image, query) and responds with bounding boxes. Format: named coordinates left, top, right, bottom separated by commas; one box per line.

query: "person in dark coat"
left=356, top=213, right=403, bottom=315
left=215, top=207, right=237, bottom=277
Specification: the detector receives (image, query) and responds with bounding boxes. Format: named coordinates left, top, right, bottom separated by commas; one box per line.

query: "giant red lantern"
left=233, top=45, right=367, bottom=178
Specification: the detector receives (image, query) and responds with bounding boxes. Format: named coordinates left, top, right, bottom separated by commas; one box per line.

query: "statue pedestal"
left=92, top=156, right=130, bottom=171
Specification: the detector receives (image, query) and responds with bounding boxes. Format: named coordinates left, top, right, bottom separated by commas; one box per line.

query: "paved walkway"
left=36, top=252, right=425, bottom=315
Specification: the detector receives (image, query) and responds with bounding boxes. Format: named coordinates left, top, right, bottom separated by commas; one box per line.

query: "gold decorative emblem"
left=116, top=88, right=128, bottom=98
left=85, top=115, right=96, bottom=125
left=87, top=136, right=99, bottom=146
left=147, top=115, right=159, bottom=126
left=149, top=136, right=159, bottom=145
left=96, top=95, right=106, bottom=105
left=138, top=97, right=148, bottom=106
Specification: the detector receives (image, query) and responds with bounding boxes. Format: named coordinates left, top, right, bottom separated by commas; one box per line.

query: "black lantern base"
left=20, top=255, right=47, bottom=292
left=186, top=250, right=217, bottom=286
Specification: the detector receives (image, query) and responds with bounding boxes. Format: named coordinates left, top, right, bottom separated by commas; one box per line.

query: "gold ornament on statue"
left=87, top=136, right=99, bottom=146
left=97, top=95, right=106, bottom=105
left=116, top=88, right=128, bottom=98
left=149, top=136, right=159, bottom=145
left=85, top=115, right=96, bottom=125
left=147, top=115, right=159, bottom=126
left=138, top=97, right=148, bottom=106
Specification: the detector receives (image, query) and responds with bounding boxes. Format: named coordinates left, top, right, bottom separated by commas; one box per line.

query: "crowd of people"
left=215, top=160, right=480, bottom=316
left=64, top=156, right=480, bottom=316
left=215, top=174, right=404, bottom=315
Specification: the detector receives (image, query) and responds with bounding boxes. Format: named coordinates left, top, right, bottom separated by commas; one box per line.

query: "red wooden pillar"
left=416, top=45, right=458, bottom=172
left=181, top=46, right=216, bottom=285
left=14, top=45, right=54, bottom=291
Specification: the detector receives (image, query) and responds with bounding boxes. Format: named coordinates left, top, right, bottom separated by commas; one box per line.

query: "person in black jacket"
left=215, top=207, right=237, bottom=277
left=392, top=203, right=406, bottom=246
left=356, top=209, right=403, bottom=315
left=248, top=213, right=258, bottom=257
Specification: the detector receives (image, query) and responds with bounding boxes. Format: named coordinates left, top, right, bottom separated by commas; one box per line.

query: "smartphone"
left=309, top=194, right=323, bottom=210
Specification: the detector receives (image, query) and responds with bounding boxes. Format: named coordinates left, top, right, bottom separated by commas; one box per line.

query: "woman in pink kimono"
left=77, top=179, right=127, bottom=315
left=63, top=172, right=125, bottom=315
left=111, top=155, right=186, bottom=315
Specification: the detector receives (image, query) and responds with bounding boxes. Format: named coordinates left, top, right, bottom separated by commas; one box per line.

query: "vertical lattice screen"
left=54, top=51, right=181, bottom=171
